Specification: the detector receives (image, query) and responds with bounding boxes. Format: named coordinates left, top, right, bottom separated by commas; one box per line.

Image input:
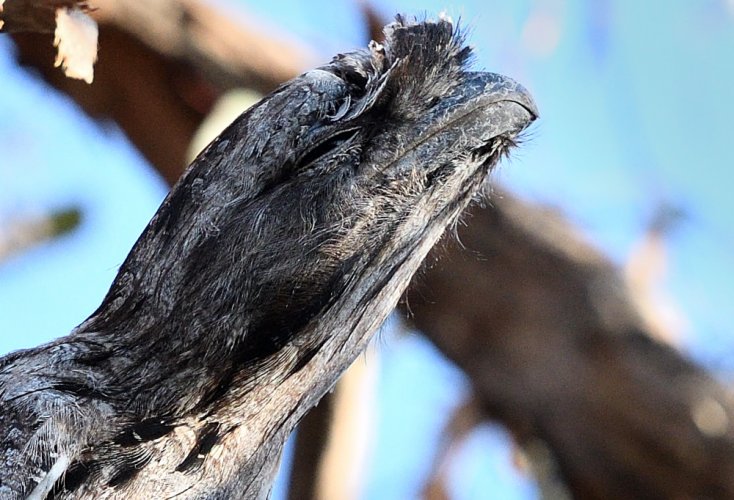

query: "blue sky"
left=1, top=1, right=733, bottom=498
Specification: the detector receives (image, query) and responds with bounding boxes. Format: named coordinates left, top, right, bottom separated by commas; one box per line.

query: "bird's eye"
left=344, top=69, right=367, bottom=88
left=297, top=128, right=360, bottom=169
left=338, top=68, right=368, bottom=95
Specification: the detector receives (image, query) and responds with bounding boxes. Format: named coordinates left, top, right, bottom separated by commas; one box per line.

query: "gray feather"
left=0, top=16, right=536, bottom=499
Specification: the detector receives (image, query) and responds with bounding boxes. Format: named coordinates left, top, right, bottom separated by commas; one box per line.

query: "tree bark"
left=0, top=0, right=90, bottom=33
left=403, top=195, right=734, bottom=498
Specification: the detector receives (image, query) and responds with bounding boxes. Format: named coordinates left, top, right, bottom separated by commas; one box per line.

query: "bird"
left=0, top=15, right=536, bottom=499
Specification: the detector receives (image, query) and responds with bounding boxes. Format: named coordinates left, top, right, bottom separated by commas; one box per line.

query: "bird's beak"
left=397, top=71, right=537, bottom=171
left=431, top=71, right=538, bottom=144
left=468, top=71, right=539, bottom=120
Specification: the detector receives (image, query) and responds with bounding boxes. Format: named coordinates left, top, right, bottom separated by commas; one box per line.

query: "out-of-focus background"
left=1, top=1, right=733, bottom=499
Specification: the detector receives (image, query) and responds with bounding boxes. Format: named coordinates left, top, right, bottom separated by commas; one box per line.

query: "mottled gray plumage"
left=0, top=16, right=536, bottom=499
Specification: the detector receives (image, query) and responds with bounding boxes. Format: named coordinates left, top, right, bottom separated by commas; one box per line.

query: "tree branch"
left=0, top=0, right=90, bottom=33
left=403, top=195, right=734, bottom=498
left=87, top=0, right=312, bottom=93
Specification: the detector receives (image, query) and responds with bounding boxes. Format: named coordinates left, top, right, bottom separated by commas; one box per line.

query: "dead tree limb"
left=0, top=18, right=536, bottom=498
left=10, top=0, right=309, bottom=184
left=86, top=0, right=311, bottom=93
left=0, top=0, right=90, bottom=33
left=403, top=195, right=734, bottom=499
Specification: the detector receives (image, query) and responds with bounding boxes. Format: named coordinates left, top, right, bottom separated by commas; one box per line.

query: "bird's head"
left=83, top=16, right=537, bottom=405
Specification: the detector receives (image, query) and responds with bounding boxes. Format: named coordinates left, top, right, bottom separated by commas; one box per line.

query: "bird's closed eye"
left=296, top=128, right=360, bottom=169
left=339, top=68, right=368, bottom=94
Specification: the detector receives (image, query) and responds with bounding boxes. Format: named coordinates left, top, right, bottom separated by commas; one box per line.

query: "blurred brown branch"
left=0, top=207, right=81, bottom=262
left=0, top=0, right=90, bottom=33
left=11, top=0, right=310, bottom=184
left=2, top=0, right=98, bottom=82
left=5, top=1, right=734, bottom=498
left=404, top=195, right=734, bottom=498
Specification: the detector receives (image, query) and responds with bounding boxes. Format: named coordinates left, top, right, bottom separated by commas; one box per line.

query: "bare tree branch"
left=0, top=207, right=81, bottom=262
left=421, top=396, right=484, bottom=500
left=10, top=0, right=309, bottom=184
left=403, top=195, right=734, bottom=499
left=2, top=0, right=98, bottom=82
left=87, top=0, right=312, bottom=93
left=13, top=27, right=207, bottom=184
left=0, top=0, right=90, bottom=33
